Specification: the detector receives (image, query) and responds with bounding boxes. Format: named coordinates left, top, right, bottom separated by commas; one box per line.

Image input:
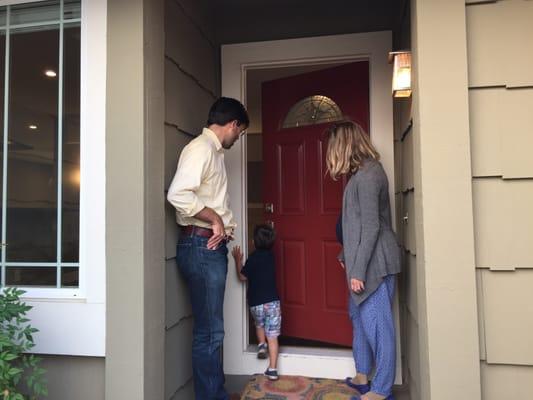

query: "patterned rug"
left=240, top=375, right=360, bottom=399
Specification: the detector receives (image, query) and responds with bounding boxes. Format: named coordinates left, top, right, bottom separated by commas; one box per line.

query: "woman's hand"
left=350, top=278, right=365, bottom=294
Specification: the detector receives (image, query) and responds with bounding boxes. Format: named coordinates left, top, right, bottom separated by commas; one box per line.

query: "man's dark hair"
left=253, top=224, right=276, bottom=250
left=207, top=97, right=249, bottom=128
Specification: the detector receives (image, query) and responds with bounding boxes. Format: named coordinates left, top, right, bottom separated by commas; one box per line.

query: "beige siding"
left=475, top=270, right=486, bottom=361
left=501, top=88, right=533, bottom=178
left=481, top=269, right=533, bottom=365
left=165, top=59, right=216, bottom=135
left=41, top=356, right=104, bottom=400
left=404, top=253, right=418, bottom=320
left=472, top=179, right=533, bottom=269
left=469, top=87, right=533, bottom=179
left=467, top=0, right=533, bottom=88
left=165, top=317, right=194, bottom=397
left=467, top=0, right=533, bottom=397
left=400, top=124, right=414, bottom=192
left=165, top=0, right=216, bottom=92
left=164, top=1, right=218, bottom=398
left=468, top=88, right=503, bottom=177
left=170, top=379, right=195, bottom=400
left=393, top=4, right=418, bottom=397
left=401, top=190, right=416, bottom=255
left=480, top=363, right=533, bottom=400
left=406, top=311, right=420, bottom=395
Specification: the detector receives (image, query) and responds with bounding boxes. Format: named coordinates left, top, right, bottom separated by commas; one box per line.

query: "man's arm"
left=167, top=142, right=225, bottom=249
left=167, top=142, right=208, bottom=218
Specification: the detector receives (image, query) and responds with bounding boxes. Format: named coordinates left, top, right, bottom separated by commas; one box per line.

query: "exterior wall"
left=410, top=0, right=481, bottom=399
left=164, top=1, right=218, bottom=398
left=40, top=356, right=104, bottom=400
left=392, top=3, right=418, bottom=398
left=465, top=1, right=533, bottom=399
left=394, top=98, right=417, bottom=398
left=106, top=0, right=165, bottom=399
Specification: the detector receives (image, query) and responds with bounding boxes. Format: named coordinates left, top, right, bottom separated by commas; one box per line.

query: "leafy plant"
left=0, top=288, right=47, bottom=400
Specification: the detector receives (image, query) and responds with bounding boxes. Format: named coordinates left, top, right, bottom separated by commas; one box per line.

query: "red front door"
left=262, top=61, right=369, bottom=346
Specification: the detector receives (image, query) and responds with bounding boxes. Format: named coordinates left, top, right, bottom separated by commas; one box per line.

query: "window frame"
left=0, top=0, right=106, bottom=356
left=281, top=95, right=343, bottom=129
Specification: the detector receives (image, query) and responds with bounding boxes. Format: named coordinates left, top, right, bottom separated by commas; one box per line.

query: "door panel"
left=278, top=142, right=306, bottom=214
left=281, top=240, right=307, bottom=306
left=262, top=61, right=370, bottom=346
left=323, top=241, right=348, bottom=311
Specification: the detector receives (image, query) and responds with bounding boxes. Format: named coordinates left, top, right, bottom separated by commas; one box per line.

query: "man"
left=167, top=97, right=249, bottom=399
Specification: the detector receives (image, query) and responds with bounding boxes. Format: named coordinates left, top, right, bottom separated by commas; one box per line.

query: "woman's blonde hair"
left=325, top=120, right=380, bottom=180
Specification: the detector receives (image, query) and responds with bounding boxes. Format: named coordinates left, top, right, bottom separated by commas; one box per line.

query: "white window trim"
left=0, top=0, right=46, bottom=5
left=0, top=0, right=107, bottom=356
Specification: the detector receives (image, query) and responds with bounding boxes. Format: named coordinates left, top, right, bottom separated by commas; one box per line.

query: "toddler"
left=232, top=224, right=281, bottom=380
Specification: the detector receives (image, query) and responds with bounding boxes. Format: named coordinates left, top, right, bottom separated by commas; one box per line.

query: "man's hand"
left=194, top=207, right=226, bottom=250
left=207, top=213, right=225, bottom=250
left=350, top=278, right=365, bottom=294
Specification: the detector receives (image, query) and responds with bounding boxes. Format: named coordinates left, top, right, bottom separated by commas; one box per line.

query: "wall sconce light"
left=388, top=51, right=412, bottom=98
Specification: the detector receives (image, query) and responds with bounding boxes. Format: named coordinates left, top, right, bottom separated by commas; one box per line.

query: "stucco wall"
left=164, top=1, right=219, bottom=398
left=466, top=1, right=533, bottom=399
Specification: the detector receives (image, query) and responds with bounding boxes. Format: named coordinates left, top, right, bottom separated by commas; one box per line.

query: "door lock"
left=265, top=203, right=274, bottom=213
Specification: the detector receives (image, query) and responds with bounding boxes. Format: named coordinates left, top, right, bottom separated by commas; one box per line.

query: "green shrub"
left=0, top=288, right=47, bottom=400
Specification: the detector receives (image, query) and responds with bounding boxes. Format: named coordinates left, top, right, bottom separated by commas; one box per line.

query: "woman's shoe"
left=350, top=394, right=395, bottom=400
left=344, top=377, right=370, bottom=394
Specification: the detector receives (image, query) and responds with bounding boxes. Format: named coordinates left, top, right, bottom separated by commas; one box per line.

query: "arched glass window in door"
left=281, top=95, right=343, bottom=129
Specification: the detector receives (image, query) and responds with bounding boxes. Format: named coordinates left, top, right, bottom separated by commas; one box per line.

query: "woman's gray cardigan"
left=340, top=159, right=401, bottom=305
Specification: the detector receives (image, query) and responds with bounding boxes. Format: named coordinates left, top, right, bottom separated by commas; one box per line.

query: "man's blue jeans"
left=176, top=235, right=229, bottom=400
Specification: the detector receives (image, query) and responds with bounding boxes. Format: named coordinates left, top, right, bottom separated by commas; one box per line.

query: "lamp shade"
left=389, top=51, right=412, bottom=98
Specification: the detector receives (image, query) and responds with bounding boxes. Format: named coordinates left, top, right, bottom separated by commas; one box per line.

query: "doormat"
left=240, top=374, right=360, bottom=399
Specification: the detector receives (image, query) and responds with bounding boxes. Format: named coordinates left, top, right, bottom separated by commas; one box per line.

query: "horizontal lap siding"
left=164, top=0, right=218, bottom=398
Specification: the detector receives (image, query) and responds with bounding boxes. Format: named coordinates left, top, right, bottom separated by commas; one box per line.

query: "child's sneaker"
left=257, top=343, right=268, bottom=359
left=264, top=368, right=279, bottom=381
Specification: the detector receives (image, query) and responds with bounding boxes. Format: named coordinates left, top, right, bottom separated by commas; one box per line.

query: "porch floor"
left=226, top=374, right=410, bottom=399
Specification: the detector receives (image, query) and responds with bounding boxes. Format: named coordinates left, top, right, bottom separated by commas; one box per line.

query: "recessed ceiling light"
left=29, top=124, right=38, bottom=130
left=44, top=70, right=57, bottom=77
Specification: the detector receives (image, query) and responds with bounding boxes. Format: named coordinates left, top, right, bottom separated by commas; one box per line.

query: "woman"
left=327, top=120, right=401, bottom=400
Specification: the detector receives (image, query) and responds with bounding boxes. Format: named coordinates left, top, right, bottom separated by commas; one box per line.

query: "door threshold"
left=242, top=344, right=355, bottom=379
left=246, top=344, right=352, bottom=359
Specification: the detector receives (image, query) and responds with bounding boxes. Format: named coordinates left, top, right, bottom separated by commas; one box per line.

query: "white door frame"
left=221, top=31, right=400, bottom=380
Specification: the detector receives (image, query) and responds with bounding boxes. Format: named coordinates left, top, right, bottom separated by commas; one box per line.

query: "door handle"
left=265, top=203, right=274, bottom=214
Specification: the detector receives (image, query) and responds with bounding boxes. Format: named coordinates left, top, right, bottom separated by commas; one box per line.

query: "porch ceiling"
left=213, top=0, right=407, bottom=44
